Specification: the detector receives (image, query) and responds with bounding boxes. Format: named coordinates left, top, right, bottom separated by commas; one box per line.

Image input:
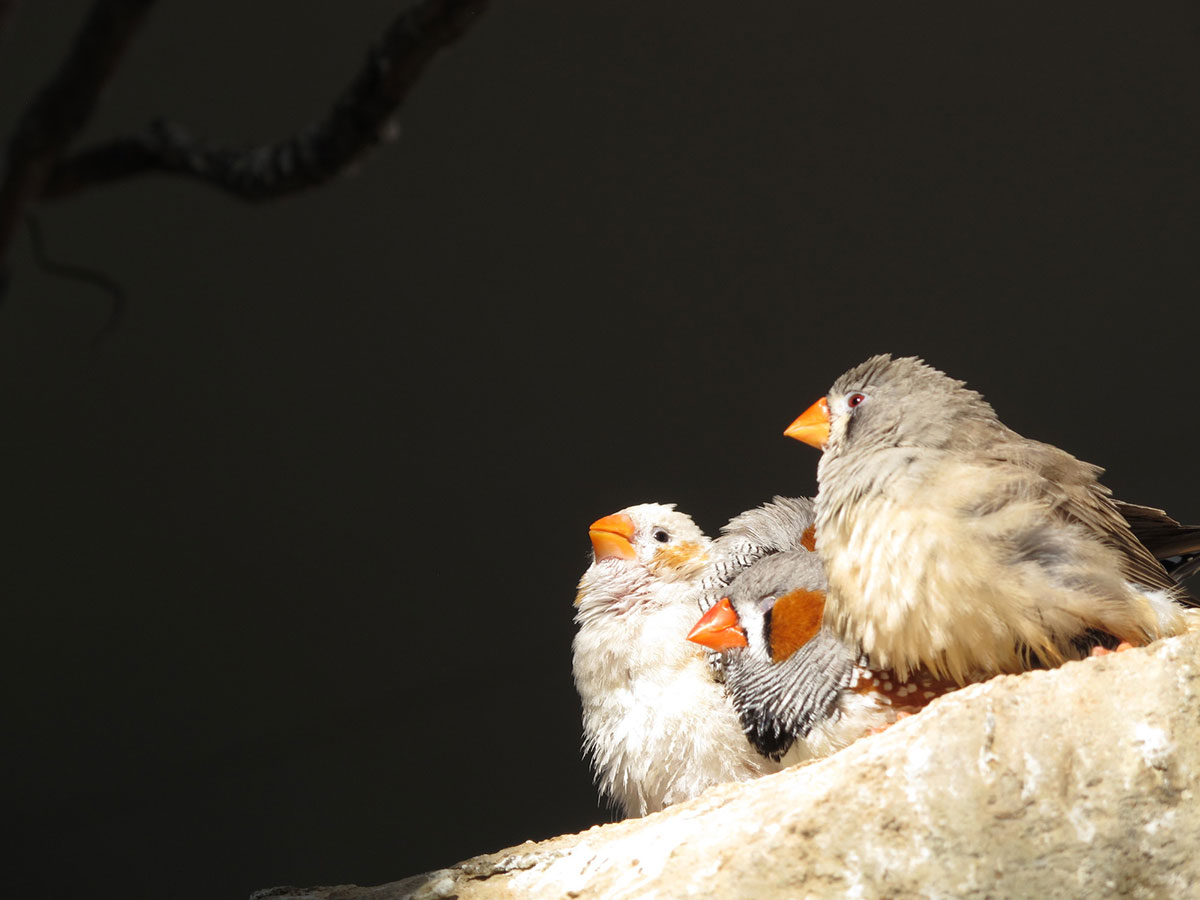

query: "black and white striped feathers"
left=717, top=550, right=854, bottom=760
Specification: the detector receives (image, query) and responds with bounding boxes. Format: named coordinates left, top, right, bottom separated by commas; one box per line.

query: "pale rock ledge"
left=256, top=629, right=1200, bottom=899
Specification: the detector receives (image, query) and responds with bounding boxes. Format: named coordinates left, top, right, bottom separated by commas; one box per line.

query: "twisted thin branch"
left=0, top=0, right=157, bottom=261
left=42, top=0, right=490, bottom=202
left=0, top=0, right=489, bottom=284
left=26, top=214, right=125, bottom=345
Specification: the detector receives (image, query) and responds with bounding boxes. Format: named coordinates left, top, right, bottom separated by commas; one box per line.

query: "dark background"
left=3, top=3, right=1198, bottom=898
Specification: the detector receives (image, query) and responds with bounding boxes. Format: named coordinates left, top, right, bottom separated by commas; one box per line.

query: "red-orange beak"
left=784, top=396, right=831, bottom=449
left=686, top=598, right=748, bottom=651
left=588, top=512, right=636, bottom=561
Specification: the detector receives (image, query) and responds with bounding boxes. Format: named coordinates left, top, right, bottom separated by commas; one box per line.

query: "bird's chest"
left=818, top=457, right=995, bottom=659
left=824, top=487, right=952, bottom=614
left=575, top=607, right=714, bottom=733
left=588, top=650, right=714, bottom=739
left=818, top=453, right=1030, bottom=678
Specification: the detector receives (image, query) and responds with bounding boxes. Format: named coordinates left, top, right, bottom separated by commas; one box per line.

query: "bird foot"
left=866, top=710, right=914, bottom=736
left=1089, top=641, right=1135, bottom=658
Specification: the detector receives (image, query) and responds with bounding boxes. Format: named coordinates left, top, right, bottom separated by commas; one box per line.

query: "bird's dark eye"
left=653, top=529, right=670, bottom=543
left=847, top=392, right=866, bottom=408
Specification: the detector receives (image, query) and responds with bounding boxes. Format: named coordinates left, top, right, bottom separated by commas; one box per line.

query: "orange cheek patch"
left=653, top=541, right=707, bottom=576
left=800, top=525, right=817, bottom=553
left=768, top=589, right=825, bottom=661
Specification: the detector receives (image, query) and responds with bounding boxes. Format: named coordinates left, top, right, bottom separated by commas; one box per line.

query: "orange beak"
left=784, top=396, right=831, bottom=449
left=686, top=598, right=748, bottom=651
left=588, top=512, right=636, bottom=561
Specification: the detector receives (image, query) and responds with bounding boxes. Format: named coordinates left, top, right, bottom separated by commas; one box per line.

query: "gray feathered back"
left=699, top=496, right=816, bottom=612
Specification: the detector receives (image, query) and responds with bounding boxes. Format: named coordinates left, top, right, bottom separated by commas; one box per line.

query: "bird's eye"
left=758, top=594, right=777, bottom=613
left=653, top=529, right=670, bottom=543
left=847, top=392, right=866, bottom=408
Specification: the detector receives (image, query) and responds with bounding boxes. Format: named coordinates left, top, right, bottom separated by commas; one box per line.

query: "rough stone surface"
left=256, top=630, right=1200, bottom=899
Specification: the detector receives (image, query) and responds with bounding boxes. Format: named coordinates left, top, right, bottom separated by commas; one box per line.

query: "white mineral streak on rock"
left=1133, top=721, right=1171, bottom=770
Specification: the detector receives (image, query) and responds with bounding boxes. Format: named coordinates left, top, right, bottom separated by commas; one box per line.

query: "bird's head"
left=575, top=503, right=710, bottom=615
left=784, top=354, right=997, bottom=459
left=686, top=549, right=828, bottom=667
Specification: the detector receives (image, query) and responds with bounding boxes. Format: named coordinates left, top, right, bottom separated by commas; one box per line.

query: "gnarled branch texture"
left=41, top=0, right=490, bottom=202
left=0, top=0, right=156, bottom=260
left=0, top=0, right=490, bottom=269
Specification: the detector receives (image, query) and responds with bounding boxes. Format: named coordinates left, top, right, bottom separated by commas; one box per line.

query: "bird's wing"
left=726, top=628, right=854, bottom=761
left=1112, top=499, right=1200, bottom=585
left=997, top=437, right=1180, bottom=594
left=701, top=496, right=817, bottom=609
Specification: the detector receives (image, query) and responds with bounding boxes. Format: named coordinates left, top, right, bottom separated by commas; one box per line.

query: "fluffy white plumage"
left=572, top=503, right=796, bottom=817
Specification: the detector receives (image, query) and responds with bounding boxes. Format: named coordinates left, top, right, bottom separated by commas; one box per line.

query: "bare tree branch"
left=0, top=0, right=157, bottom=263
left=41, top=0, right=491, bottom=203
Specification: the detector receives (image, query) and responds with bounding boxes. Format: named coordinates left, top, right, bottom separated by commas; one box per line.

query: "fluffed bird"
left=572, top=502, right=791, bottom=817
left=784, top=353, right=1196, bottom=684
left=688, top=547, right=960, bottom=761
